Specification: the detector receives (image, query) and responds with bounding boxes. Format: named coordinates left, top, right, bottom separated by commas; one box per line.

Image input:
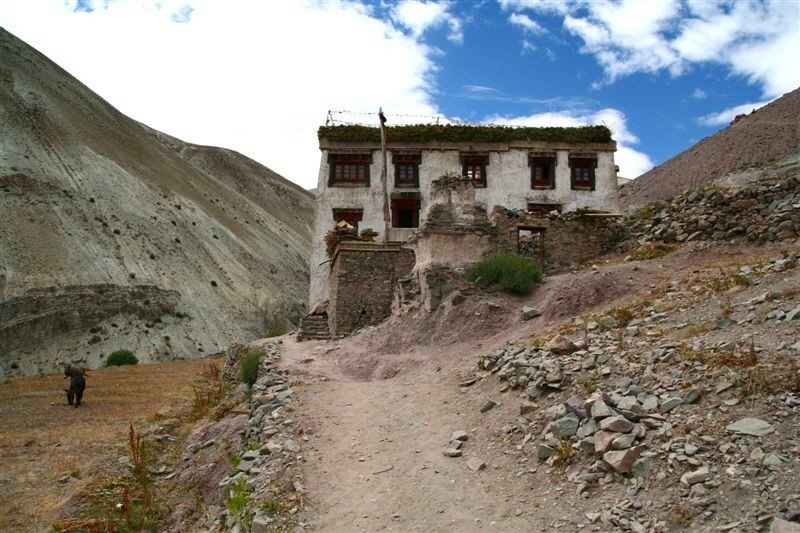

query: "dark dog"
left=65, top=374, right=86, bottom=407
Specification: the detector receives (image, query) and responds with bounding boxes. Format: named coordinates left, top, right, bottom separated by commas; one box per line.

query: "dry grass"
left=0, top=358, right=211, bottom=531
left=671, top=321, right=713, bottom=340
left=627, top=243, right=678, bottom=261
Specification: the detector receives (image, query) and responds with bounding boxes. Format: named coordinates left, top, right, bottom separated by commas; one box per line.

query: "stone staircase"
left=296, top=314, right=330, bottom=341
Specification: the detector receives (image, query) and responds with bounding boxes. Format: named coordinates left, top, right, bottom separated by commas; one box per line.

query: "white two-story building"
left=309, top=123, right=620, bottom=308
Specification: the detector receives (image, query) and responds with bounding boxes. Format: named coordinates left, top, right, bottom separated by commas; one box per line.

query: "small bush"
left=88, top=335, right=102, bottom=345
left=579, top=370, right=600, bottom=393
left=266, top=325, right=284, bottom=338
left=106, top=349, right=138, bottom=367
left=239, top=350, right=264, bottom=386
left=466, top=253, right=542, bottom=295
left=608, top=306, right=634, bottom=328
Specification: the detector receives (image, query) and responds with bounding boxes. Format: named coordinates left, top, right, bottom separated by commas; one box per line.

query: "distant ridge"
left=621, top=87, right=800, bottom=210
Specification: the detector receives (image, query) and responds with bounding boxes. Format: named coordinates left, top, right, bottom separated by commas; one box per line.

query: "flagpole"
left=379, top=108, right=389, bottom=239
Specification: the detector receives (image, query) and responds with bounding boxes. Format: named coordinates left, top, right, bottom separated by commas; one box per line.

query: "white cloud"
left=509, top=0, right=800, bottom=99
left=697, top=99, right=772, bottom=127
left=0, top=0, right=443, bottom=188
left=508, top=13, right=545, bottom=34
left=485, top=108, right=655, bottom=177
left=391, top=0, right=463, bottom=43
left=691, top=88, right=706, bottom=100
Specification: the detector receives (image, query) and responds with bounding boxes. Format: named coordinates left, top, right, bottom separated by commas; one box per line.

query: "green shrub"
left=466, top=253, right=542, bottom=295
left=265, top=324, right=284, bottom=338
left=106, top=349, right=138, bottom=367
left=239, top=350, right=264, bottom=386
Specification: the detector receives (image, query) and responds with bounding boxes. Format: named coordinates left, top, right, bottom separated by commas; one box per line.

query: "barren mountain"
left=621, top=87, right=800, bottom=210
left=0, top=27, right=314, bottom=376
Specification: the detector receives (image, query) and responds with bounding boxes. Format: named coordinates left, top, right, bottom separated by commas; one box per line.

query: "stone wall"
left=328, top=242, right=415, bottom=336
left=490, top=208, right=627, bottom=273
left=626, top=173, right=800, bottom=244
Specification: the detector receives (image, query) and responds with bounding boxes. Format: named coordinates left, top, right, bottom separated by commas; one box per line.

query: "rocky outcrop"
left=0, top=284, right=179, bottom=355
left=626, top=171, right=800, bottom=245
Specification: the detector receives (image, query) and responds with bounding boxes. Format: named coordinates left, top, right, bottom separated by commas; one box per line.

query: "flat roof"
left=318, top=124, right=613, bottom=145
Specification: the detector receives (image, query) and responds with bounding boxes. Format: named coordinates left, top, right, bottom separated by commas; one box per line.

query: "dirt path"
left=291, top=362, right=547, bottom=531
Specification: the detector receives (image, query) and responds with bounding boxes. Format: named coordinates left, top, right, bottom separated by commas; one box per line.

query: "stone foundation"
left=328, top=241, right=415, bottom=336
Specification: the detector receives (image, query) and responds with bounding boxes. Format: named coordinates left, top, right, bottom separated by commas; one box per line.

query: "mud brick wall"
left=329, top=243, right=415, bottom=336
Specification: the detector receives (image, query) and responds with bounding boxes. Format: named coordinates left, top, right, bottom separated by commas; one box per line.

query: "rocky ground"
left=1, top=243, right=797, bottom=532
left=156, top=240, right=798, bottom=532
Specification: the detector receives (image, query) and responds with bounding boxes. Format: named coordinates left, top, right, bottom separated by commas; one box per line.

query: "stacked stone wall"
left=490, top=208, right=627, bottom=274
left=627, top=174, right=800, bottom=244
left=328, top=243, right=415, bottom=336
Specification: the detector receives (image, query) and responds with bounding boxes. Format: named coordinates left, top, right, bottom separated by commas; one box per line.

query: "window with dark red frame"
left=461, top=153, right=488, bottom=188
left=393, top=152, right=420, bottom=188
left=329, top=152, right=371, bottom=186
left=391, top=197, right=420, bottom=228
left=569, top=156, right=596, bottom=191
left=332, top=208, right=363, bottom=232
left=529, top=155, right=556, bottom=189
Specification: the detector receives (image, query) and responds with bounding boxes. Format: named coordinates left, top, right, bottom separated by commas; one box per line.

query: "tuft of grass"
left=266, top=325, right=285, bottom=338
left=608, top=306, right=634, bottom=328
left=106, top=350, right=138, bottom=367
left=578, top=370, right=600, bottom=393
left=667, top=504, right=697, bottom=526
left=553, top=436, right=575, bottom=463
left=733, top=273, right=751, bottom=287
left=190, top=362, right=230, bottom=420
left=632, top=204, right=655, bottom=222
left=672, top=321, right=712, bottom=340
left=628, top=243, right=677, bottom=261
left=239, top=350, right=264, bottom=387
left=260, top=497, right=285, bottom=517
left=226, top=478, right=254, bottom=530
left=122, top=422, right=161, bottom=530
left=466, top=253, right=543, bottom=295
left=228, top=454, right=241, bottom=469
left=733, top=365, right=768, bottom=397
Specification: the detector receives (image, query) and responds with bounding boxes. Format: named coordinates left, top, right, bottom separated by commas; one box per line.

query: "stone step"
left=297, top=314, right=330, bottom=342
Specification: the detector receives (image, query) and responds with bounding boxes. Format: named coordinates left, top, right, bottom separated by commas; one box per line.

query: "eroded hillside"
left=0, top=28, right=314, bottom=375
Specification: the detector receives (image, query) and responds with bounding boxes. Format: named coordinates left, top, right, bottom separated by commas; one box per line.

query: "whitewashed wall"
left=309, top=146, right=619, bottom=307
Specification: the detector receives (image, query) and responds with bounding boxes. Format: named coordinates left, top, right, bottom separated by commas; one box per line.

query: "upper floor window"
left=393, top=151, right=421, bottom=188
left=569, top=155, right=596, bottom=191
left=461, top=152, right=489, bottom=188
left=529, top=153, right=556, bottom=189
left=329, top=152, right=371, bottom=187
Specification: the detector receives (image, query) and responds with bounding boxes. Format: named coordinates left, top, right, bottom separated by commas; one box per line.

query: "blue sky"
left=1, top=0, right=798, bottom=188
